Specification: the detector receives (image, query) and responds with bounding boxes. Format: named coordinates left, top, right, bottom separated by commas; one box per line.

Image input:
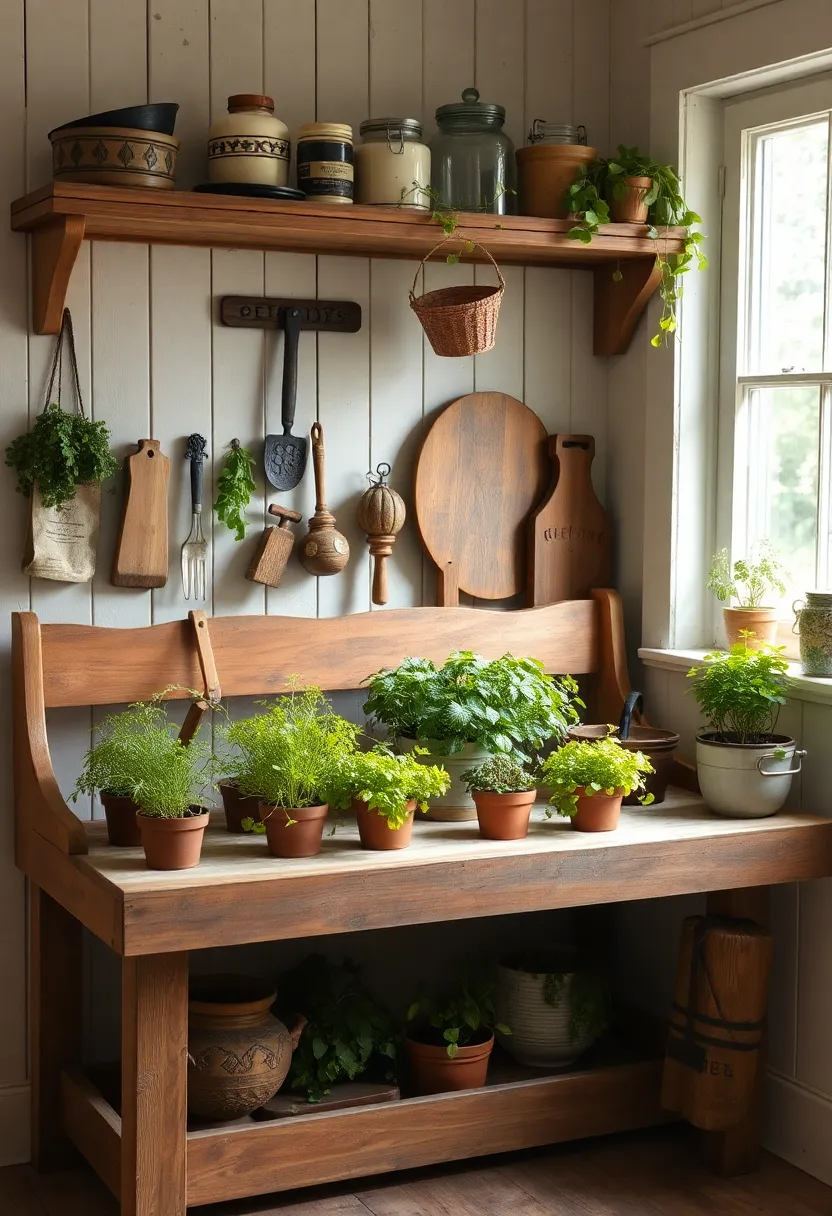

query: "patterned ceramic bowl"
left=49, top=125, right=179, bottom=189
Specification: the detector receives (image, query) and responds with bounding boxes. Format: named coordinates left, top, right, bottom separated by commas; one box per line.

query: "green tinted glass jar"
left=430, top=87, right=516, bottom=215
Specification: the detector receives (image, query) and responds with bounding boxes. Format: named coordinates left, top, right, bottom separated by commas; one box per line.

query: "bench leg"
left=30, top=885, right=83, bottom=1169
left=121, top=952, right=188, bottom=1216
left=701, top=886, right=770, bottom=1177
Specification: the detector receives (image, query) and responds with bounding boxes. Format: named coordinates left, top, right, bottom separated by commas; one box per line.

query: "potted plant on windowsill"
left=226, top=685, right=360, bottom=859
left=460, top=755, right=538, bottom=840
left=495, top=953, right=611, bottom=1069
left=344, top=746, right=450, bottom=851
left=363, top=652, right=582, bottom=823
left=541, top=736, right=654, bottom=832
left=688, top=639, right=805, bottom=818
left=405, top=969, right=509, bottom=1095
left=707, top=541, right=786, bottom=649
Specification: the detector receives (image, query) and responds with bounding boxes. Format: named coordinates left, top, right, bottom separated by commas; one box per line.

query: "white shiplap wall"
left=0, top=0, right=613, bottom=1162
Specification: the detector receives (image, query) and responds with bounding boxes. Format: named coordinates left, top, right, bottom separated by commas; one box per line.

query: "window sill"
left=639, top=647, right=832, bottom=708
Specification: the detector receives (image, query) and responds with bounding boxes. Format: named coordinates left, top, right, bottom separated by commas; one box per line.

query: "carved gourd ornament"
left=356, top=462, right=406, bottom=606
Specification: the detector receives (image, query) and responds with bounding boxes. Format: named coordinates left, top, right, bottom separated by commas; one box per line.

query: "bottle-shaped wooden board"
left=526, top=434, right=612, bottom=604
left=111, top=439, right=170, bottom=588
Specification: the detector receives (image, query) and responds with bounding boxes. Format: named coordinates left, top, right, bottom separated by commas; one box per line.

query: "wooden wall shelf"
left=10, top=182, right=686, bottom=353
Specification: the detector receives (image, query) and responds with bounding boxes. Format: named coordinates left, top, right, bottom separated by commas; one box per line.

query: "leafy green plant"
left=279, top=955, right=398, bottom=1103
left=6, top=401, right=119, bottom=509
left=363, top=652, right=582, bottom=763
left=407, top=967, right=509, bottom=1059
left=214, top=438, right=256, bottom=541
left=399, top=180, right=513, bottom=262
left=565, top=145, right=707, bottom=347
left=541, top=736, right=654, bottom=820
left=707, top=541, right=786, bottom=607
left=687, top=639, right=790, bottom=743
left=344, top=745, right=450, bottom=829
left=461, top=754, right=537, bottom=795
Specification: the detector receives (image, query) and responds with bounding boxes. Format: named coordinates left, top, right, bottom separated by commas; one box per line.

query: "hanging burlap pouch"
left=23, top=482, right=101, bottom=582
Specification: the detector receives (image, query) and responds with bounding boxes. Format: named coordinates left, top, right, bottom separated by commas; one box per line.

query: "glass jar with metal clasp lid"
left=354, top=117, right=431, bottom=207
left=430, top=87, right=516, bottom=215
left=516, top=118, right=597, bottom=219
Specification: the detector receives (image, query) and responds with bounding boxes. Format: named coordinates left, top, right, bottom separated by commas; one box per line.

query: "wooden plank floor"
left=2, top=1127, right=831, bottom=1215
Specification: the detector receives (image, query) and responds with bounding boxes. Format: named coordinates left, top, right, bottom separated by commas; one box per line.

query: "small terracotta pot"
left=723, top=606, right=779, bottom=649
left=100, top=791, right=142, bottom=847
left=138, top=807, right=208, bottom=870
left=218, top=778, right=261, bottom=834
left=354, top=798, right=416, bottom=850
left=568, top=725, right=679, bottom=806
left=473, top=790, right=536, bottom=840
left=405, top=1030, right=494, bottom=1095
left=609, top=176, right=651, bottom=223
left=260, top=803, right=327, bottom=858
left=571, top=789, right=624, bottom=832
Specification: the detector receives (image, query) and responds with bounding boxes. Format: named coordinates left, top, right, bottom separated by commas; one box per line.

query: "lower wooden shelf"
left=61, top=1051, right=667, bottom=1206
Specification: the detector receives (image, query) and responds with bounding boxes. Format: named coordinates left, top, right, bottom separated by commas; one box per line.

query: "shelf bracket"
left=32, top=215, right=86, bottom=335
left=593, top=257, right=661, bottom=356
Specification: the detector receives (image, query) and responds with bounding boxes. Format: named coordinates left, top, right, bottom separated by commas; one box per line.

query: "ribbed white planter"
left=696, top=733, right=805, bottom=819
left=397, top=738, right=491, bottom=821
left=495, top=963, right=597, bottom=1069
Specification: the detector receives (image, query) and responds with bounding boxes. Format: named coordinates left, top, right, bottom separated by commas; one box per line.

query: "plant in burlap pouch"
left=6, top=309, right=117, bottom=582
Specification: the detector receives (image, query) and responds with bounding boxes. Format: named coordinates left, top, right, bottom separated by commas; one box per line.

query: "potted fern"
left=707, top=541, right=786, bottom=649
left=460, top=755, right=538, bottom=841
left=405, top=968, right=509, bottom=1095
left=344, top=746, right=450, bottom=851
left=541, top=736, right=654, bottom=832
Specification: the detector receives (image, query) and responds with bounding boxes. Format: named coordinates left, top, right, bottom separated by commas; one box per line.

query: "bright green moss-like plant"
left=461, top=754, right=537, bottom=795
left=345, top=745, right=450, bottom=829
left=687, top=640, right=790, bottom=743
left=541, top=736, right=654, bottom=820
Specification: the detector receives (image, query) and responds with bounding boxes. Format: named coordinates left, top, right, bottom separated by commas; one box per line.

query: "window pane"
left=748, top=120, right=828, bottom=374
left=742, top=385, right=820, bottom=606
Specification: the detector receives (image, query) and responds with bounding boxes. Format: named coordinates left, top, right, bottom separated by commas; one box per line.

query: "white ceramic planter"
left=696, top=733, right=806, bottom=819
left=397, top=738, right=491, bottom=821
left=494, top=963, right=597, bottom=1069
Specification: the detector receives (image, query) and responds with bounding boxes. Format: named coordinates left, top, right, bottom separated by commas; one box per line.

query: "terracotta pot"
left=260, top=803, right=327, bottom=858
left=571, top=789, right=624, bottom=832
left=100, top=791, right=142, bottom=847
left=138, top=807, right=208, bottom=870
left=609, top=176, right=651, bottom=223
left=723, top=606, right=779, bottom=650
left=354, top=798, right=416, bottom=850
left=405, top=1030, right=494, bottom=1095
left=188, top=973, right=306, bottom=1121
left=516, top=142, right=597, bottom=219
left=473, top=790, right=536, bottom=840
left=218, top=778, right=261, bottom=834
left=568, top=725, right=679, bottom=806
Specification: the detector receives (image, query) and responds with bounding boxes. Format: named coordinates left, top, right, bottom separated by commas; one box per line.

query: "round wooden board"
left=415, top=392, right=548, bottom=601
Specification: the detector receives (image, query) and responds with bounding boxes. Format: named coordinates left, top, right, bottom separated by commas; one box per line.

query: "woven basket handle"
left=410, top=236, right=506, bottom=301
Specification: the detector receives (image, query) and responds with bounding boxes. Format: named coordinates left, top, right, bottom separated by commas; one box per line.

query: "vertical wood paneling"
left=150, top=0, right=210, bottom=189
left=264, top=0, right=316, bottom=188
left=369, top=0, right=422, bottom=118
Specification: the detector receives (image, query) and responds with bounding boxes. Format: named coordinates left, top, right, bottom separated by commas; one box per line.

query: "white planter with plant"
left=688, top=640, right=805, bottom=818
left=541, top=735, right=654, bottom=833
left=495, top=957, right=611, bottom=1069
left=707, top=541, right=786, bottom=649
left=363, top=652, right=581, bottom=822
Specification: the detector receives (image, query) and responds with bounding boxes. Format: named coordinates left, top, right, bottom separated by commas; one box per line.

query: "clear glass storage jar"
left=355, top=118, right=430, bottom=207
left=430, top=87, right=516, bottom=215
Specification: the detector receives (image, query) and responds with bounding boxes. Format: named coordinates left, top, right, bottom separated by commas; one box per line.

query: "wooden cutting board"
left=414, top=392, right=548, bottom=605
left=526, top=434, right=612, bottom=605
left=111, top=439, right=170, bottom=588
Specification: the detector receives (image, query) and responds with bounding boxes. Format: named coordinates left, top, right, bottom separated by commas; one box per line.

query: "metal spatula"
left=264, top=308, right=307, bottom=490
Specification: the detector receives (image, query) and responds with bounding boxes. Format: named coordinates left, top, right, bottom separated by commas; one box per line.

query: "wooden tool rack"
left=14, top=591, right=832, bottom=1215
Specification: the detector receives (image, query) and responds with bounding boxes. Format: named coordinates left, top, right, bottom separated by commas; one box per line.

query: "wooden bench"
left=13, top=590, right=832, bottom=1215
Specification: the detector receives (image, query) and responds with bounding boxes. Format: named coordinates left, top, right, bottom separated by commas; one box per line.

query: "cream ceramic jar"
left=355, top=118, right=430, bottom=207
left=208, top=94, right=290, bottom=186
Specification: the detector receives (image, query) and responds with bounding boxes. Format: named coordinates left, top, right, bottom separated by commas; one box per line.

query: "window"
left=721, top=78, right=832, bottom=645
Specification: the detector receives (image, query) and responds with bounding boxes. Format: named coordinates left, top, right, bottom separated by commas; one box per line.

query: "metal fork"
left=181, top=433, right=208, bottom=601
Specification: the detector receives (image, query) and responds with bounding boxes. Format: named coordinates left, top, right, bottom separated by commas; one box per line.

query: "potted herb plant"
left=226, top=685, right=360, bottom=858
left=688, top=640, right=804, bottom=818
left=363, top=652, right=581, bottom=822
left=707, top=541, right=786, bottom=649
left=405, top=969, right=509, bottom=1095
left=495, top=953, right=611, bottom=1069
left=565, top=145, right=706, bottom=347
left=460, top=755, right=538, bottom=841
left=541, top=736, right=654, bottom=832
left=345, top=746, right=450, bottom=851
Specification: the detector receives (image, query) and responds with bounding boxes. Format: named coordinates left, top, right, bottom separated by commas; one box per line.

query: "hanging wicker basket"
left=410, top=238, right=505, bottom=357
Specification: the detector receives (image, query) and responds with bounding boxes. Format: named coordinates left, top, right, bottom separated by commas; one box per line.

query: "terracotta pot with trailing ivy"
left=707, top=541, right=786, bottom=649
left=565, top=145, right=707, bottom=347
left=541, top=737, right=654, bottom=833
left=225, top=685, right=359, bottom=859
left=688, top=640, right=805, bottom=818
left=495, top=954, right=611, bottom=1069
left=460, top=755, right=538, bottom=840
left=363, top=651, right=581, bottom=823
left=345, top=746, right=450, bottom=851
left=404, top=969, right=509, bottom=1095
